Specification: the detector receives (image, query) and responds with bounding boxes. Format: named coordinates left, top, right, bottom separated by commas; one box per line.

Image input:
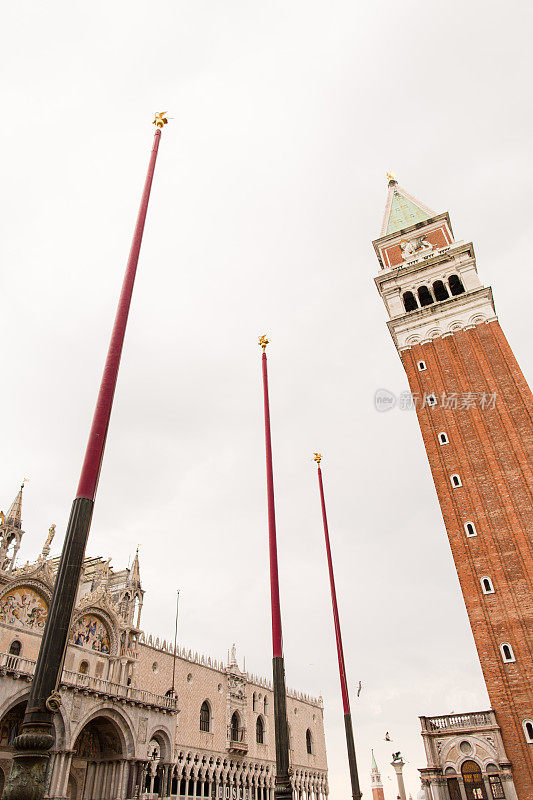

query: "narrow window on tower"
left=417, top=285, right=434, bottom=307
left=418, top=361, right=427, bottom=371
left=427, top=394, right=437, bottom=407
left=403, top=291, right=418, bottom=312
left=523, top=719, right=533, bottom=743
left=439, top=432, right=449, bottom=445
left=464, top=522, right=477, bottom=537
left=500, top=643, right=515, bottom=663
left=433, top=280, right=450, bottom=301
left=450, top=474, right=462, bottom=487
left=481, top=576, right=495, bottom=594
left=448, top=274, right=465, bottom=296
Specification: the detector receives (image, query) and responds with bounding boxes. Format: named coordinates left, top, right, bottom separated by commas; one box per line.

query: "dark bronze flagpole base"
left=3, top=723, right=54, bottom=800
left=344, top=713, right=362, bottom=800
left=272, top=657, right=292, bottom=800
left=274, top=779, right=293, bottom=800
left=274, top=778, right=293, bottom=800
left=3, top=497, right=94, bottom=800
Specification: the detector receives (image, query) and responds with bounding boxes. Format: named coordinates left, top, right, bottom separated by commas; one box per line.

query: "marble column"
left=125, top=760, right=136, bottom=799
left=48, top=753, right=63, bottom=799
left=391, top=759, right=407, bottom=800
left=115, top=759, right=126, bottom=799
left=82, top=762, right=94, bottom=800
left=100, top=762, right=110, bottom=800
left=119, top=760, right=127, bottom=799
left=108, top=761, right=118, bottom=799
left=110, top=761, right=119, bottom=799
left=91, top=762, right=101, bottom=800
left=138, top=762, right=147, bottom=798
left=57, top=752, right=73, bottom=798
left=166, top=766, right=173, bottom=798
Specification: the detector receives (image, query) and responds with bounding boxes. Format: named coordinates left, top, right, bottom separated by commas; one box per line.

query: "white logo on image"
left=374, top=389, right=396, bottom=412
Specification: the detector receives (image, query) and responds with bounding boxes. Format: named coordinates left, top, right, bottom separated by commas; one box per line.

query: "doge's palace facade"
left=0, top=485, right=328, bottom=800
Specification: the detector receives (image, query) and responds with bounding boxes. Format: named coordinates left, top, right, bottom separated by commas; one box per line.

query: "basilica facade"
left=0, top=486, right=328, bottom=800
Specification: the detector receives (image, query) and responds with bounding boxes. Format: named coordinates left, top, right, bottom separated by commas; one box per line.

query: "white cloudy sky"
left=2, top=0, right=532, bottom=795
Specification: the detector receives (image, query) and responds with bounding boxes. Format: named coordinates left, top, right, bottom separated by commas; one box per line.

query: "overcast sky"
left=2, top=0, right=533, bottom=796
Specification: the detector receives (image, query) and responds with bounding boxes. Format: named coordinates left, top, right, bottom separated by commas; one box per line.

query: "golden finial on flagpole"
left=313, top=453, right=322, bottom=466
left=153, top=112, right=168, bottom=129
left=387, top=171, right=397, bottom=183
left=258, top=335, right=269, bottom=351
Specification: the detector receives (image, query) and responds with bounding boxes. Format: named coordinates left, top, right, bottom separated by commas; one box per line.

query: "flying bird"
left=356, top=681, right=362, bottom=697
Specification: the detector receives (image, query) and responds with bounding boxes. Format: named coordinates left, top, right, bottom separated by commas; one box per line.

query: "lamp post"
left=3, top=114, right=168, bottom=800
left=314, top=454, right=361, bottom=800
left=259, top=336, right=292, bottom=800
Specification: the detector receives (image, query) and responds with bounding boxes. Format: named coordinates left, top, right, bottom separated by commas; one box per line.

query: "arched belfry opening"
left=402, top=291, right=418, bottom=312
left=417, top=285, right=434, bottom=307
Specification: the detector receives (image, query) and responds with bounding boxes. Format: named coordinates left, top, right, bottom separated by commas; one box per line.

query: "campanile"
left=373, top=178, right=533, bottom=794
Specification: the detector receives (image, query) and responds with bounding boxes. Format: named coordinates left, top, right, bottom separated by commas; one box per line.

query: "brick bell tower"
left=371, top=750, right=385, bottom=800
left=373, top=177, right=533, bottom=794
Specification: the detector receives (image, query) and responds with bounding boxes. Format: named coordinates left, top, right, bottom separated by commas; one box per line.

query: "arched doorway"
left=461, top=760, right=487, bottom=800
left=70, top=715, right=126, bottom=800
left=145, top=731, right=172, bottom=798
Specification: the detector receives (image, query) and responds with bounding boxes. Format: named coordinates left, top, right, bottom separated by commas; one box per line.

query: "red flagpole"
left=259, top=336, right=292, bottom=800
left=4, top=114, right=170, bottom=800
left=77, top=121, right=164, bottom=500
left=314, top=453, right=362, bottom=800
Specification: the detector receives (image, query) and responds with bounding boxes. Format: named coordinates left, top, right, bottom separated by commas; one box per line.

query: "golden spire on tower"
left=313, top=453, right=322, bottom=466
left=258, top=335, right=269, bottom=351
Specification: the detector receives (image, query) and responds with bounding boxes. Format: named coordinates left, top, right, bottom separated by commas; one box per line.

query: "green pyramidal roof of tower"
left=381, top=179, right=436, bottom=236
left=387, top=191, right=431, bottom=233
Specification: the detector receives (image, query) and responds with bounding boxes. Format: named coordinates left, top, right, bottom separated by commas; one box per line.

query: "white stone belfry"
left=373, top=178, right=496, bottom=354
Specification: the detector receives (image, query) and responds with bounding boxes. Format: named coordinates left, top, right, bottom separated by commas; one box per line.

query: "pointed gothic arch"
left=230, top=711, right=241, bottom=741
left=200, top=700, right=211, bottom=732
